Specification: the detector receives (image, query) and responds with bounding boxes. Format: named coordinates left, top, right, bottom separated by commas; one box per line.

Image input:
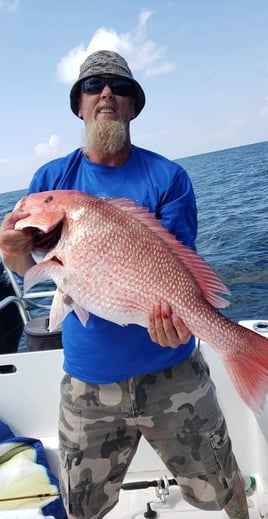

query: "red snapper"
left=13, top=190, right=268, bottom=414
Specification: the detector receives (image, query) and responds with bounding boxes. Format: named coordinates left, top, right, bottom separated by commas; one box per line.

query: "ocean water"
left=179, top=140, right=268, bottom=321
left=0, top=140, right=267, bottom=331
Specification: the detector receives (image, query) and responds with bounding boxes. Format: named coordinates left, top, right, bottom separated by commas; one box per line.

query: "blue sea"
left=0, top=140, right=267, bottom=333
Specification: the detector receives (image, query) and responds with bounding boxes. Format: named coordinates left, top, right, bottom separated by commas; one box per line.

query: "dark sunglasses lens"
left=82, top=77, right=134, bottom=97
left=109, top=79, right=134, bottom=97
left=82, top=78, right=104, bottom=94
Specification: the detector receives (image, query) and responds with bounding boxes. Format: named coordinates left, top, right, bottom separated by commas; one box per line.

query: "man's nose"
left=100, top=84, right=113, bottom=97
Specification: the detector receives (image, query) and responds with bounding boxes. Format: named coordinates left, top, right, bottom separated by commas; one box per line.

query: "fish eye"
left=44, top=195, right=53, bottom=204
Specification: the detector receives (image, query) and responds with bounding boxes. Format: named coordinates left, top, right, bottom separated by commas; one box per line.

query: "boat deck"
left=0, top=320, right=268, bottom=518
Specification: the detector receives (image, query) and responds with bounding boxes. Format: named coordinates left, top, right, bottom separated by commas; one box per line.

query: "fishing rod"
left=0, top=476, right=177, bottom=503
left=0, top=491, right=61, bottom=503
left=122, top=476, right=178, bottom=491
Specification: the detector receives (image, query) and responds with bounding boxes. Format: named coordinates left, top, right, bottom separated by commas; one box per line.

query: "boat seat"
left=0, top=348, right=64, bottom=475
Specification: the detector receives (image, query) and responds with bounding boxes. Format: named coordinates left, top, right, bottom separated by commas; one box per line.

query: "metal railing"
left=1, top=261, right=55, bottom=325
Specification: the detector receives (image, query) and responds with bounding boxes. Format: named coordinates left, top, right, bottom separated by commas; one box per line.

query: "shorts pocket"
left=59, top=450, right=93, bottom=518
left=204, top=415, right=236, bottom=491
left=208, top=416, right=231, bottom=471
left=184, top=416, right=232, bottom=477
left=58, top=451, right=71, bottom=515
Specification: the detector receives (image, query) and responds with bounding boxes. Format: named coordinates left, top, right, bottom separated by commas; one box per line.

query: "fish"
left=13, top=189, right=268, bottom=414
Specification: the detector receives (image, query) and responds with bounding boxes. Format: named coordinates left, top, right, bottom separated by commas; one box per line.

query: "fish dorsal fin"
left=106, top=198, right=230, bottom=309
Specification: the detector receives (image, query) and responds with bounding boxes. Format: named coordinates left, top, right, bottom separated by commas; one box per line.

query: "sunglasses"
left=81, top=76, right=135, bottom=97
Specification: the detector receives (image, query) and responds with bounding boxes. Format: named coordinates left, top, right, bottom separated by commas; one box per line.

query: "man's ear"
left=78, top=96, right=83, bottom=119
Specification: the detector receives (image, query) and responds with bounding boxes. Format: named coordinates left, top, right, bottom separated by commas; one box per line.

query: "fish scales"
left=56, top=195, right=198, bottom=328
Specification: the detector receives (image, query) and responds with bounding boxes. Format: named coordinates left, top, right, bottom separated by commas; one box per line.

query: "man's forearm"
left=1, top=253, right=35, bottom=277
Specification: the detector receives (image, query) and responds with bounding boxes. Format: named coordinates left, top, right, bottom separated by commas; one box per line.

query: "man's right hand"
left=0, top=210, right=34, bottom=257
left=0, top=210, right=36, bottom=276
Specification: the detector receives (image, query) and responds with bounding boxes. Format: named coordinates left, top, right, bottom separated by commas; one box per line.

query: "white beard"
left=82, top=119, right=127, bottom=156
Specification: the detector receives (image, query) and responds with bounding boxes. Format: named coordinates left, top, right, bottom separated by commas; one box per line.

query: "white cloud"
left=144, top=62, right=175, bottom=78
left=56, top=45, right=88, bottom=84
left=56, top=9, right=175, bottom=84
left=0, top=0, right=20, bottom=12
left=35, top=134, right=60, bottom=157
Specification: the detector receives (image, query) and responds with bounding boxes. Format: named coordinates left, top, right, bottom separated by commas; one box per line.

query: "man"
left=0, top=50, right=249, bottom=519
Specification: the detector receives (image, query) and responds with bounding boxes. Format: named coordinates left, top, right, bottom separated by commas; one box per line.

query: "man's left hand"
left=148, top=301, right=191, bottom=348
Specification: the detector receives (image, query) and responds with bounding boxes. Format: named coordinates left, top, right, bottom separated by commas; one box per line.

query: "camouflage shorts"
left=58, top=348, right=241, bottom=519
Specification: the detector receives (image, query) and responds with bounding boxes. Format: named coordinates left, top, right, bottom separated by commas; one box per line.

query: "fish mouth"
left=31, top=220, right=64, bottom=251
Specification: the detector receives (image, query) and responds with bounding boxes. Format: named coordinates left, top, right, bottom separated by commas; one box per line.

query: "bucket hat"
left=70, top=50, right=145, bottom=119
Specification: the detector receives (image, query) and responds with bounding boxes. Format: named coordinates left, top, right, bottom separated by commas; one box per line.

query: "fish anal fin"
left=72, top=303, right=89, bottom=327
left=49, top=289, right=70, bottom=332
left=49, top=292, right=89, bottom=331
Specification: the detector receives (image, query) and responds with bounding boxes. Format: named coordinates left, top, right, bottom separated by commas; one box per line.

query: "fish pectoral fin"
left=24, top=259, right=63, bottom=293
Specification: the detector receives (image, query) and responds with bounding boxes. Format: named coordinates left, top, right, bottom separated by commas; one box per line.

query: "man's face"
left=78, top=75, right=136, bottom=125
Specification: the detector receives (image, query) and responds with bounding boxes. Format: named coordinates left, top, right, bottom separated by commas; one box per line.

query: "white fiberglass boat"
left=0, top=319, right=268, bottom=518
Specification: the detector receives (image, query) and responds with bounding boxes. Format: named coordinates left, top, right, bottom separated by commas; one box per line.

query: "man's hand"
left=0, top=210, right=36, bottom=276
left=0, top=210, right=34, bottom=257
left=148, top=301, right=191, bottom=348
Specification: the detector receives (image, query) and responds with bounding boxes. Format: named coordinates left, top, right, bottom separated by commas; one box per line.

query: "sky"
left=0, top=0, right=267, bottom=193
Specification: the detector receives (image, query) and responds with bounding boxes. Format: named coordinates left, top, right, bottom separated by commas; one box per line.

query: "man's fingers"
left=148, top=302, right=191, bottom=348
left=0, top=211, right=35, bottom=257
left=1, top=210, right=30, bottom=230
left=172, top=315, right=192, bottom=344
left=148, top=302, right=180, bottom=347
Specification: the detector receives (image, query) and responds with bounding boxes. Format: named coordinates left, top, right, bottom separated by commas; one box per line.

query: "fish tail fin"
left=223, top=330, right=268, bottom=415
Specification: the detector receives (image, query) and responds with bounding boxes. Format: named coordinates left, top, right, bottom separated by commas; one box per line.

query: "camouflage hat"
left=70, top=50, right=145, bottom=119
